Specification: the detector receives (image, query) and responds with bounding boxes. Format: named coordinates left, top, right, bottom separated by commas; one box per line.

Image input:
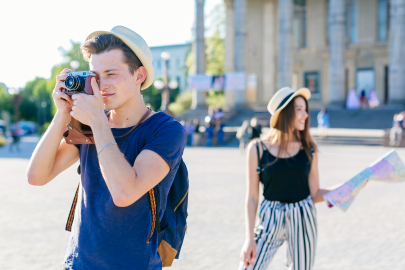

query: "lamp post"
left=153, top=52, right=179, bottom=116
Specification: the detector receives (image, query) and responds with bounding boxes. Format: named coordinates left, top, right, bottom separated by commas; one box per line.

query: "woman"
left=239, top=87, right=336, bottom=270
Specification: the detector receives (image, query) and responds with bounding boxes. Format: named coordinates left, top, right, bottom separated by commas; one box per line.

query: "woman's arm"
left=240, top=141, right=261, bottom=268
left=308, top=151, right=341, bottom=203
left=245, top=141, right=260, bottom=240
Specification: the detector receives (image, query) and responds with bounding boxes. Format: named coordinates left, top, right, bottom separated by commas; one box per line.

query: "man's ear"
left=135, top=66, right=147, bottom=86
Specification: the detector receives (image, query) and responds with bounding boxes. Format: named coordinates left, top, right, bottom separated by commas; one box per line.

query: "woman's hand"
left=240, top=238, right=257, bottom=268
left=52, top=68, right=74, bottom=115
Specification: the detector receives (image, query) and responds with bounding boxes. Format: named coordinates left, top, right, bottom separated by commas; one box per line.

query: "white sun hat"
left=86, top=26, right=154, bottom=90
left=267, top=87, right=311, bottom=128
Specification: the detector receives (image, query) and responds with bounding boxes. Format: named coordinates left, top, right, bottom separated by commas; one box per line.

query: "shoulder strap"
left=255, top=141, right=262, bottom=182
left=115, top=108, right=152, bottom=139
left=65, top=108, right=152, bottom=232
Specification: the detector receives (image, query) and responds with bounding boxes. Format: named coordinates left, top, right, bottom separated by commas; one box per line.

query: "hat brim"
left=270, top=88, right=311, bottom=128
left=86, top=31, right=154, bottom=91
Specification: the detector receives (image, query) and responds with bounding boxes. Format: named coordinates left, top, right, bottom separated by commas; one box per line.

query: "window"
left=293, top=0, right=306, bottom=48
left=304, top=71, right=320, bottom=99
left=356, top=68, right=375, bottom=95
left=378, top=0, right=390, bottom=41
left=345, top=0, right=357, bottom=44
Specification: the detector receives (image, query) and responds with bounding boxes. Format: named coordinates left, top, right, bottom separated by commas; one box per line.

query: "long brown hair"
left=266, top=95, right=317, bottom=162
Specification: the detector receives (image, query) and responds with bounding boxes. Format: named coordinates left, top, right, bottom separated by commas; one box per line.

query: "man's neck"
left=108, top=97, right=151, bottom=128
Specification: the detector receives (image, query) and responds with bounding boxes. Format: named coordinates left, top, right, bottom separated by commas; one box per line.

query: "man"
left=27, top=26, right=186, bottom=269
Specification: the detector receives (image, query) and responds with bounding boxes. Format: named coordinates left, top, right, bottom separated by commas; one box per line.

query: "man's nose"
left=98, top=79, right=108, bottom=91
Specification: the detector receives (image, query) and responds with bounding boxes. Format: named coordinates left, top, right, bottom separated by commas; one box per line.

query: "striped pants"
left=239, top=196, right=317, bottom=270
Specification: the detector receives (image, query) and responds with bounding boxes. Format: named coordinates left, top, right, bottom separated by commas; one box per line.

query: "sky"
left=0, top=0, right=222, bottom=89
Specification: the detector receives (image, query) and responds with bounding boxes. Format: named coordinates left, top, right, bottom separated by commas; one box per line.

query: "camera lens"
left=65, top=75, right=82, bottom=90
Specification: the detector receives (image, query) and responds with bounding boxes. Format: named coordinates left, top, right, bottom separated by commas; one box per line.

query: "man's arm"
left=94, top=122, right=171, bottom=207
left=27, top=112, right=80, bottom=186
left=27, top=68, right=80, bottom=186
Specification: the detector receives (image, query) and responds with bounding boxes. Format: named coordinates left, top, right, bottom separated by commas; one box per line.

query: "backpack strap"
left=255, top=141, right=262, bottom=182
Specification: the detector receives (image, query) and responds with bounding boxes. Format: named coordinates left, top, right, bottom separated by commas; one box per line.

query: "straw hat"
left=267, top=87, right=311, bottom=128
left=86, top=26, right=154, bottom=90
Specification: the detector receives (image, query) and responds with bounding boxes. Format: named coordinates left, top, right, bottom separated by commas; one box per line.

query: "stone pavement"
left=0, top=140, right=405, bottom=269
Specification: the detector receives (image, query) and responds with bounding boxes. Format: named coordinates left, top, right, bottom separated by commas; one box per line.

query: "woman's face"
left=293, top=97, right=308, bottom=131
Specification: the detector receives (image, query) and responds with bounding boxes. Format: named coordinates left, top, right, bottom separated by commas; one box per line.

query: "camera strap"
left=65, top=107, right=153, bottom=232
left=63, top=107, right=152, bottom=144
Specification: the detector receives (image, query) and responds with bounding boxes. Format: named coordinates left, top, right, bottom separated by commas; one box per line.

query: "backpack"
left=151, top=159, right=189, bottom=266
left=65, top=143, right=189, bottom=267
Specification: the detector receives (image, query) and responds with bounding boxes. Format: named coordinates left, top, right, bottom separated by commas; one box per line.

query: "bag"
left=148, top=159, right=189, bottom=267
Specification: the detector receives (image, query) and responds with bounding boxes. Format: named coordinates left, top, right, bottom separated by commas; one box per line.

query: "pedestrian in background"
left=239, top=87, right=338, bottom=270
left=205, top=122, right=214, bottom=147
left=9, top=123, right=21, bottom=153
left=192, top=119, right=201, bottom=146
left=317, top=108, right=330, bottom=139
left=249, top=117, right=262, bottom=140
left=184, top=120, right=195, bottom=146
left=390, top=114, right=403, bottom=146
left=360, top=89, right=368, bottom=109
left=236, top=120, right=251, bottom=153
left=216, top=119, right=225, bottom=145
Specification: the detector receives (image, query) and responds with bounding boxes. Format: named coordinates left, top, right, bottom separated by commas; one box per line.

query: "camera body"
left=63, top=71, right=98, bottom=96
left=62, top=71, right=100, bottom=144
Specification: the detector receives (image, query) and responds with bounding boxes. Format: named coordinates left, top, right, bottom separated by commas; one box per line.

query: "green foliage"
left=142, top=77, right=180, bottom=112
left=206, top=90, right=225, bottom=108
left=4, top=40, right=90, bottom=124
left=206, top=30, right=225, bottom=75
left=0, top=83, right=12, bottom=115
left=39, top=122, right=50, bottom=135
left=168, top=91, right=193, bottom=115
left=142, top=85, right=162, bottom=111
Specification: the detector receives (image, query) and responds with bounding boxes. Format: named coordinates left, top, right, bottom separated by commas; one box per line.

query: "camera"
left=63, top=71, right=98, bottom=95
left=62, top=71, right=99, bottom=144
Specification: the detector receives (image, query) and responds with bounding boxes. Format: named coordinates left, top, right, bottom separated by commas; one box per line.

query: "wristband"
left=97, top=142, right=117, bottom=158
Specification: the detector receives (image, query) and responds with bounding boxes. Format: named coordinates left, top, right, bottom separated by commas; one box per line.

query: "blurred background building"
left=206, top=0, right=405, bottom=109
left=150, top=44, right=191, bottom=92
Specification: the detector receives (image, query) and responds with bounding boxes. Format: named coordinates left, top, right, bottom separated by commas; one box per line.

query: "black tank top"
left=259, top=141, right=312, bottom=203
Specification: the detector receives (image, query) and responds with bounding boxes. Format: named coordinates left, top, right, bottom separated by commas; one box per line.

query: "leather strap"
left=64, top=108, right=152, bottom=144
left=115, top=108, right=152, bottom=139
left=64, top=108, right=153, bottom=231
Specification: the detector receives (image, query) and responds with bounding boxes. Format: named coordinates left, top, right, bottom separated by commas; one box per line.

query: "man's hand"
left=52, top=68, right=74, bottom=116
left=70, top=77, right=105, bottom=127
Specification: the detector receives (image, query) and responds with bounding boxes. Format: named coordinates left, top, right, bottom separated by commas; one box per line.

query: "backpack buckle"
left=256, top=166, right=261, bottom=174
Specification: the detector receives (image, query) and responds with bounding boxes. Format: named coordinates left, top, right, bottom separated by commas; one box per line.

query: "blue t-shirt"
left=62, top=112, right=186, bottom=270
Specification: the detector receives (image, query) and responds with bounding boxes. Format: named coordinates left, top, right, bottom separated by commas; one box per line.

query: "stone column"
left=232, top=0, right=247, bottom=107
left=277, top=0, right=293, bottom=89
left=328, top=0, right=346, bottom=104
left=191, top=0, right=207, bottom=109
left=388, top=0, right=405, bottom=103
left=262, top=0, right=277, bottom=104
left=224, top=0, right=236, bottom=109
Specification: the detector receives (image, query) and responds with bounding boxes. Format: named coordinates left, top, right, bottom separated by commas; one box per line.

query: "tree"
left=0, top=83, right=12, bottom=116
left=186, top=2, right=226, bottom=76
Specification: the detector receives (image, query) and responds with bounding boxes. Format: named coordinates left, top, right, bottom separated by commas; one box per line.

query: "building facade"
left=221, top=0, right=405, bottom=108
left=150, top=44, right=191, bottom=92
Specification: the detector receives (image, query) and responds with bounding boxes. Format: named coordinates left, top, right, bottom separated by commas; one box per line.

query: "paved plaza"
left=0, top=139, right=405, bottom=269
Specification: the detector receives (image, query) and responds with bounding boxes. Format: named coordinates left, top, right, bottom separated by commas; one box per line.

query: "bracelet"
left=97, top=142, right=117, bottom=158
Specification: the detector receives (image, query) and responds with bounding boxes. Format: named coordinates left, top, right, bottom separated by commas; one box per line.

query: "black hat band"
left=276, top=93, right=294, bottom=110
